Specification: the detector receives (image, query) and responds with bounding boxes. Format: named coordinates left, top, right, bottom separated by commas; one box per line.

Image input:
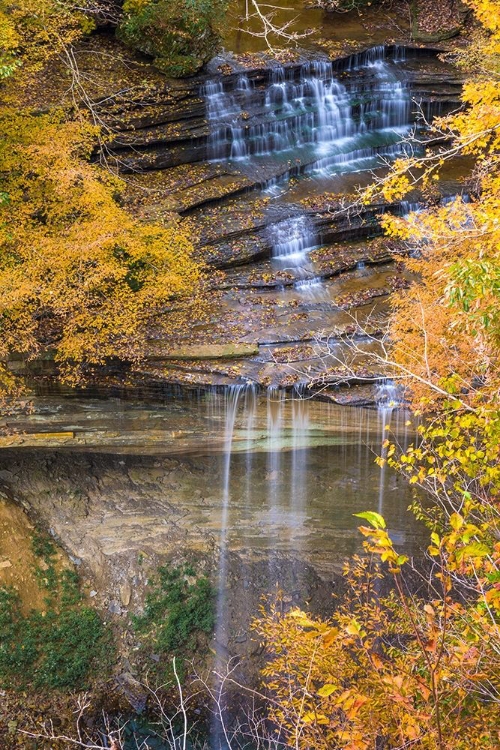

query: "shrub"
left=0, top=588, right=111, bottom=690
left=0, top=532, right=112, bottom=690
left=132, top=562, right=215, bottom=677
left=118, top=0, right=228, bottom=77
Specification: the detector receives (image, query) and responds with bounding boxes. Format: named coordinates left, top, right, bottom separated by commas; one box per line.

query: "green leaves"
left=457, top=542, right=490, bottom=561
left=353, top=511, right=386, bottom=529
left=317, top=683, right=337, bottom=697
left=119, top=0, right=228, bottom=76
left=0, top=585, right=110, bottom=690
left=132, top=562, right=215, bottom=681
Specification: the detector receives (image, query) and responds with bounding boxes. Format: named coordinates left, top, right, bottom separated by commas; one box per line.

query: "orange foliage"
left=363, top=0, right=500, bottom=411
left=255, top=551, right=500, bottom=749
left=0, top=111, right=205, bottom=384
left=0, top=1, right=206, bottom=388
left=257, top=3, right=500, bottom=748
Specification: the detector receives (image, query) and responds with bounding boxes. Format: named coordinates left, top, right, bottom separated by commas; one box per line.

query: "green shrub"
left=118, top=0, right=228, bottom=77
left=0, top=532, right=113, bottom=690
left=132, top=562, right=215, bottom=676
left=0, top=587, right=111, bottom=690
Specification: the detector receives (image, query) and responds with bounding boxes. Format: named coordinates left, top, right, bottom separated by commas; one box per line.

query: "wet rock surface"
left=0, top=391, right=423, bottom=675
left=0, top=24, right=467, bottom=714
left=105, top=43, right=464, bottom=399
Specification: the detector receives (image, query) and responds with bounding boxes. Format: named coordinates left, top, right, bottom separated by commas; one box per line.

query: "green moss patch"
left=132, top=562, right=215, bottom=679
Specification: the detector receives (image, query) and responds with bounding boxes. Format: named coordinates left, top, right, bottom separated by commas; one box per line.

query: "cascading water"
left=269, top=214, right=325, bottom=296
left=210, top=383, right=251, bottom=749
left=340, top=44, right=406, bottom=71
left=265, top=387, right=285, bottom=577
left=197, top=46, right=451, bottom=742
left=202, top=76, right=254, bottom=160
left=306, top=57, right=411, bottom=175
left=202, top=46, right=412, bottom=175
left=290, top=390, right=309, bottom=535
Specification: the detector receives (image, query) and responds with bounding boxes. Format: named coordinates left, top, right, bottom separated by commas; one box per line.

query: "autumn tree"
left=255, top=512, right=500, bottom=749
left=0, top=0, right=206, bottom=389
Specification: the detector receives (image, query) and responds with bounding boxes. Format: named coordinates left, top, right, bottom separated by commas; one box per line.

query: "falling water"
left=213, top=386, right=245, bottom=666
left=306, top=56, right=411, bottom=175
left=290, top=388, right=309, bottom=536
left=400, top=200, right=423, bottom=215
left=269, top=214, right=325, bottom=295
left=210, top=384, right=255, bottom=749
left=339, top=44, right=406, bottom=71
left=243, top=385, right=258, bottom=501
left=375, top=379, right=402, bottom=516
left=202, top=76, right=254, bottom=160
left=202, top=47, right=412, bottom=174
left=265, top=386, right=285, bottom=576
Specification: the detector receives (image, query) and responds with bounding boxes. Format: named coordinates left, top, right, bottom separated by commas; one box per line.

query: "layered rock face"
left=0, top=392, right=423, bottom=671
left=18, top=38, right=465, bottom=406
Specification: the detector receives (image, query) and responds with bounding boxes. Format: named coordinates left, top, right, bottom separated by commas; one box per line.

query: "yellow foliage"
left=0, top=0, right=206, bottom=388
left=0, top=110, right=205, bottom=384
left=364, top=0, right=500, bottom=413
left=255, top=554, right=500, bottom=749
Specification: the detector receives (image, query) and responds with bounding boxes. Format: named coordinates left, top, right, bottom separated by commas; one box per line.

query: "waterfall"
left=210, top=384, right=252, bottom=750
left=202, top=77, right=253, bottom=160
left=290, top=389, right=309, bottom=535
left=265, top=387, right=285, bottom=578
left=440, top=193, right=470, bottom=205
left=213, top=385, right=245, bottom=668
left=375, top=380, right=402, bottom=516
left=270, top=215, right=316, bottom=270
left=202, top=47, right=412, bottom=172
left=205, top=382, right=418, bottom=742
left=269, top=214, right=325, bottom=296
left=400, top=200, right=423, bottom=215
left=203, top=62, right=357, bottom=160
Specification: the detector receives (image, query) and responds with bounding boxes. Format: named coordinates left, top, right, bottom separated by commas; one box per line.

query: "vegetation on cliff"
left=132, top=562, right=215, bottom=681
left=0, top=534, right=111, bottom=691
left=118, top=0, right=228, bottom=76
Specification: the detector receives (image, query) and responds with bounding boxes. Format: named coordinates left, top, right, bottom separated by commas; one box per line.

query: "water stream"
left=206, top=385, right=420, bottom=709
left=202, top=48, right=413, bottom=176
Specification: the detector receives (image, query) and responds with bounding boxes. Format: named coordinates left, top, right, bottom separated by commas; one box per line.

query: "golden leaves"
left=0, top=109, right=205, bottom=388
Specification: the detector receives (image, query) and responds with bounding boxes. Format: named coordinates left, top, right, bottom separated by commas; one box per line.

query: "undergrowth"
left=132, top=562, right=215, bottom=680
left=0, top=533, right=112, bottom=690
